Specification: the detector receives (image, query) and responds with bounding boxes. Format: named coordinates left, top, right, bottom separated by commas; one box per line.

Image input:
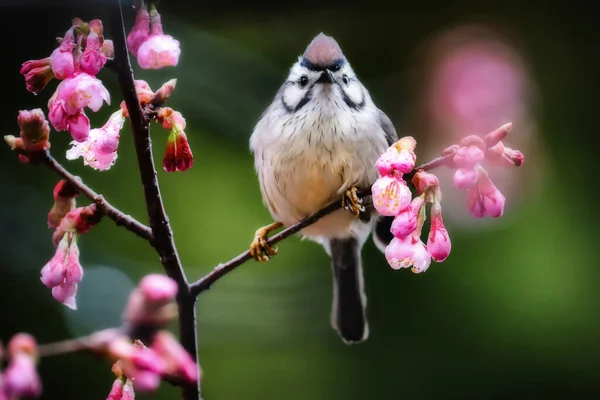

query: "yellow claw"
left=342, top=187, right=365, bottom=217
left=249, top=221, right=284, bottom=262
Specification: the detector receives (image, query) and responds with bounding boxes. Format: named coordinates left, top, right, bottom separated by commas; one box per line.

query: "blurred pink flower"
left=127, top=6, right=150, bottom=56
left=20, top=57, right=53, bottom=94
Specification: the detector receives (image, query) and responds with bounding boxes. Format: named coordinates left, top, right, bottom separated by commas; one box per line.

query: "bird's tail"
left=328, top=237, right=369, bottom=344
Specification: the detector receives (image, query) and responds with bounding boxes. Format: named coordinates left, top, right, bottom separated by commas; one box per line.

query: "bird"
left=249, top=32, right=398, bottom=344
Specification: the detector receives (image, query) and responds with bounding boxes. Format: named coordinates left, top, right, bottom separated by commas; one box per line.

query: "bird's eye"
left=342, top=75, right=350, bottom=85
left=299, top=76, right=309, bottom=87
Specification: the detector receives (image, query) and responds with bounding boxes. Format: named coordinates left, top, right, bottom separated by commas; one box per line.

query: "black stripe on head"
left=300, top=57, right=345, bottom=72
left=340, top=85, right=366, bottom=111
left=281, top=82, right=314, bottom=113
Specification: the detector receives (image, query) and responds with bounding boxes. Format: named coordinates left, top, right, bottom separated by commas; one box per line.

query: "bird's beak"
left=316, top=70, right=335, bottom=84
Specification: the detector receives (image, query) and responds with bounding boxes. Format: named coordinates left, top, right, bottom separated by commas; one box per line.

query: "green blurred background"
left=1, top=0, right=599, bottom=399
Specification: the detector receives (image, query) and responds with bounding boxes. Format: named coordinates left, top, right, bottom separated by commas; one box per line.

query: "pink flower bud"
left=106, top=378, right=123, bottom=400
left=375, top=147, right=398, bottom=176
left=483, top=122, right=512, bottom=147
left=115, top=341, right=166, bottom=392
left=157, top=107, right=186, bottom=131
left=453, top=168, right=479, bottom=190
left=371, top=175, right=412, bottom=216
left=453, top=145, right=484, bottom=169
left=50, top=28, right=75, bottom=80
left=17, top=109, right=51, bottom=152
left=80, top=31, right=107, bottom=76
left=467, top=188, right=485, bottom=218
left=390, top=196, right=424, bottom=240
left=20, top=58, right=54, bottom=94
left=478, top=174, right=505, bottom=218
left=163, top=129, right=194, bottom=173
left=151, top=332, right=199, bottom=383
left=385, top=235, right=431, bottom=273
left=151, top=79, right=177, bottom=106
left=41, top=233, right=83, bottom=309
left=48, top=96, right=69, bottom=132
left=139, top=274, right=178, bottom=303
left=66, top=109, right=126, bottom=171
left=375, top=145, right=416, bottom=176
left=411, top=171, right=440, bottom=198
left=48, top=180, right=78, bottom=229
left=67, top=111, right=91, bottom=142
left=486, top=141, right=525, bottom=167
left=427, top=203, right=451, bottom=262
left=3, top=334, right=41, bottom=398
left=127, top=6, right=150, bottom=56
left=88, top=19, right=104, bottom=36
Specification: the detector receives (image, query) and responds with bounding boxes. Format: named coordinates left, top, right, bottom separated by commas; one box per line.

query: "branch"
left=37, top=328, right=122, bottom=358
left=32, top=149, right=153, bottom=241
left=189, top=153, right=455, bottom=297
left=109, top=2, right=200, bottom=399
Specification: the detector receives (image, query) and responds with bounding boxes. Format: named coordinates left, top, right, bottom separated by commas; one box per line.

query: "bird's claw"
left=342, top=187, right=365, bottom=217
left=249, top=222, right=283, bottom=262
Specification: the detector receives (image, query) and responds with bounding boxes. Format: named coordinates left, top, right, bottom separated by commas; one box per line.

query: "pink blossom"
left=3, top=334, right=41, bottom=398
left=80, top=31, right=107, bottom=76
left=106, top=378, right=135, bottom=400
left=123, top=274, right=178, bottom=328
left=453, top=168, right=479, bottom=190
left=106, top=378, right=123, bottom=400
left=385, top=235, right=431, bottom=273
left=50, top=28, right=75, bottom=80
left=66, top=109, right=126, bottom=171
left=20, top=57, right=53, bottom=94
left=137, top=34, right=181, bottom=69
left=427, top=203, right=451, bottom=262
left=467, top=188, right=485, bottom=218
left=40, top=233, right=83, bottom=309
left=467, top=172, right=505, bottom=218
left=135, top=6, right=181, bottom=69
left=371, top=176, right=412, bottom=216
left=57, top=73, right=110, bottom=115
left=151, top=332, right=199, bottom=383
left=453, top=145, right=484, bottom=169
left=139, top=274, right=178, bottom=303
left=127, top=6, right=150, bottom=56
left=478, top=174, right=505, bottom=218
left=486, top=140, right=525, bottom=167
left=390, top=196, right=424, bottom=240
left=109, top=340, right=166, bottom=392
left=49, top=73, right=110, bottom=141
left=375, top=137, right=417, bottom=176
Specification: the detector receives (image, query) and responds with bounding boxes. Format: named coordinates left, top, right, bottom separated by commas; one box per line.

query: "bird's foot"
left=342, top=187, right=365, bottom=217
left=249, top=221, right=284, bottom=262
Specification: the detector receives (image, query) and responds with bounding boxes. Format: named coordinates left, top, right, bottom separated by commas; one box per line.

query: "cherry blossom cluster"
left=15, top=8, right=189, bottom=173
left=372, top=123, right=524, bottom=273
left=0, top=334, right=42, bottom=400
left=105, top=275, right=199, bottom=395
left=41, top=180, right=99, bottom=309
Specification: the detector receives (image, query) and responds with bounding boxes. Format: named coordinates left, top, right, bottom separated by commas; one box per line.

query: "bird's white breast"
left=251, top=99, right=388, bottom=241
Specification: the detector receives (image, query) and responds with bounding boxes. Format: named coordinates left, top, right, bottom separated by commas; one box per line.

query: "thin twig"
left=36, top=149, right=153, bottom=241
left=37, top=328, right=122, bottom=358
left=189, top=153, right=455, bottom=297
left=109, top=2, right=200, bottom=399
